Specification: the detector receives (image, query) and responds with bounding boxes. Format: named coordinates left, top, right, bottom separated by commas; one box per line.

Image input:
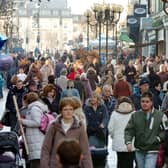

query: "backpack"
left=39, top=112, right=55, bottom=134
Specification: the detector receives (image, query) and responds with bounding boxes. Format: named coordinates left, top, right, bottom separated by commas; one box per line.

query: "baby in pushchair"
left=0, top=131, right=23, bottom=168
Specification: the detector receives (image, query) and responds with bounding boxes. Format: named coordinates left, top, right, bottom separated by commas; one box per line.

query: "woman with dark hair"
left=86, top=67, right=99, bottom=91
left=40, top=84, right=59, bottom=114
left=20, top=92, right=48, bottom=168
left=40, top=97, right=93, bottom=168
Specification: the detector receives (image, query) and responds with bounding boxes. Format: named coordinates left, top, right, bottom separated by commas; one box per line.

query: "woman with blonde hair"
left=72, top=97, right=86, bottom=129
left=61, top=80, right=80, bottom=98
left=84, top=92, right=109, bottom=147
left=24, top=62, right=42, bottom=85
left=40, top=97, right=93, bottom=168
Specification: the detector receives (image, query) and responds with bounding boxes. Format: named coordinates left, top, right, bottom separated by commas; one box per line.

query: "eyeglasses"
left=67, top=86, right=74, bottom=89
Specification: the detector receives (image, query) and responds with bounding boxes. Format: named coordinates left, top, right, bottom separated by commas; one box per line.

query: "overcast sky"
left=67, top=0, right=128, bottom=15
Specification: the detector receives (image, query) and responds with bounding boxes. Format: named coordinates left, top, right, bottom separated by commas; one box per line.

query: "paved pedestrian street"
left=0, top=88, right=118, bottom=168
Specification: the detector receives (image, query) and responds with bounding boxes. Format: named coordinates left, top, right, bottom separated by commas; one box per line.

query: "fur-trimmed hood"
left=85, top=98, right=104, bottom=107
left=116, top=102, right=134, bottom=114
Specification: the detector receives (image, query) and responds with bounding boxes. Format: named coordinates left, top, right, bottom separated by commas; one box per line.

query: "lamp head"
left=84, top=9, right=92, bottom=17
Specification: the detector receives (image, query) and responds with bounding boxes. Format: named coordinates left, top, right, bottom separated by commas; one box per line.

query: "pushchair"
left=88, top=128, right=108, bottom=168
left=0, top=131, right=23, bottom=168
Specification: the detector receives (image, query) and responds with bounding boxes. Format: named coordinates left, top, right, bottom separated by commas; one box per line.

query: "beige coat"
left=40, top=115, right=93, bottom=168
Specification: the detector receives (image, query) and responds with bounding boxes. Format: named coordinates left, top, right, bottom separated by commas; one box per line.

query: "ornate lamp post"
left=103, top=4, right=123, bottom=60
left=84, top=10, right=92, bottom=51
left=85, top=3, right=123, bottom=64
left=92, top=3, right=104, bottom=61
left=162, top=0, right=168, bottom=15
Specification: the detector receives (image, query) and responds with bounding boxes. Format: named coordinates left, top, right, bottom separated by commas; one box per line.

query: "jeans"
left=135, top=151, right=158, bottom=168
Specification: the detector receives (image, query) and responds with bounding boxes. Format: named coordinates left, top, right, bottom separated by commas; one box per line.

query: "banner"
left=134, top=4, right=147, bottom=18
left=127, top=15, right=139, bottom=27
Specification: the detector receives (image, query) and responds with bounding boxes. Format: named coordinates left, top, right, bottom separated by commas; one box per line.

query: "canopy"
left=119, top=33, right=133, bottom=43
left=90, top=34, right=116, bottom=48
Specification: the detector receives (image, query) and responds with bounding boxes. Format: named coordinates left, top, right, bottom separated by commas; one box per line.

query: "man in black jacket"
left=5, top=80, right=26, bottom=130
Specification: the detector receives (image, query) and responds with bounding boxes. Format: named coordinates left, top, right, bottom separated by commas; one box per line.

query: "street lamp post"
left=85, top=3, right=123, bottom=64
left=30, top=0, right=50, bottom=50
left=84, top=10, right=92, bottom=51
left=92, top=4, right=104, bottom=61
left=103, top=4, right=122, bottom=60
left=84, top=9, right=98, bottom=51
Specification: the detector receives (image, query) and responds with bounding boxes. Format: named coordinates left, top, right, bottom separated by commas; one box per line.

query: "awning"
left=119, top=33, right=133, bottom=43
left=152, top=19, right=163, bottom=29
left=129, top=41, right=158, bottom=48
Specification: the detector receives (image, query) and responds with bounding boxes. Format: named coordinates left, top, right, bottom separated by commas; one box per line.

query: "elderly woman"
left=20, top=92, right=48, bottom=168
left=84, top=92, right=109, bottom=147
left=61, top=80, right=80, bottom=98
left=40, top=97, right=93, bottom=168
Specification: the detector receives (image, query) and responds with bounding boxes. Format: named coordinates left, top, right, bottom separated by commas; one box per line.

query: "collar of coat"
left=54, top=115, right=82, bottom=131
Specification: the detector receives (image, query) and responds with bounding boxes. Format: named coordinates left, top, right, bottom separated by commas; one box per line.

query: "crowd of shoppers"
left=0, top=51, right=168, bottom=168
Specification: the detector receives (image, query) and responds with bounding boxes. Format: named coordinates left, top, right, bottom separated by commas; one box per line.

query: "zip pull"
left=149, top=117, right=154, bottom=130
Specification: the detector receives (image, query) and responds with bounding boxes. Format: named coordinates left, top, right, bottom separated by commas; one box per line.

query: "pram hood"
left=0, top=132, right=19, bottom=154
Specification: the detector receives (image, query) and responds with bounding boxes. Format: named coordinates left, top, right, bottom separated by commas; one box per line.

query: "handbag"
left=39, top=112, right=55, bottom=134
left=156, top=144, right=165, bottom=168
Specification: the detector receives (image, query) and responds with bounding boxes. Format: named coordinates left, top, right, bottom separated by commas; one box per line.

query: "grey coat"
left=22, top=101, right=48, bottom=160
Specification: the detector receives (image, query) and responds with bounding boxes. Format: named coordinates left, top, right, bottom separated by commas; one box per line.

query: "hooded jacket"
left=108, top=101, right=135, bottom=152
left=22, top=100, right=48, bottom=160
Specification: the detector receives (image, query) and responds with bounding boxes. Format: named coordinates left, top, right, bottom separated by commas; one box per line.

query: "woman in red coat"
left=113, top=73, right=132, bottom=99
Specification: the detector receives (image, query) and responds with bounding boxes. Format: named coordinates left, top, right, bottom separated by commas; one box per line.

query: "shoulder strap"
left=51, top=121, right=57, bottom=147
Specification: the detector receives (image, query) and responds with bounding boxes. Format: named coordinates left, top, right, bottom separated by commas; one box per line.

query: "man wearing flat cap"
left=131, top=77, right=150, bottom=110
